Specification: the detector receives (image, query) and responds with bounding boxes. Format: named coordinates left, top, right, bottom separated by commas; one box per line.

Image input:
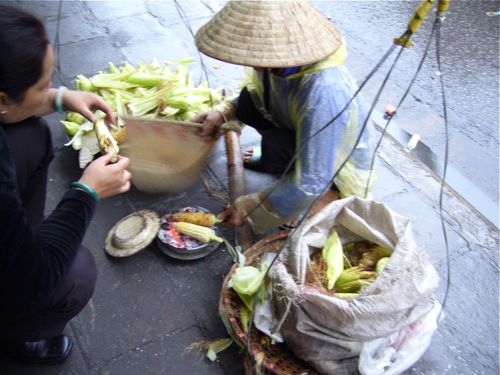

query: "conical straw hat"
left=195, top=0, right=342, bottom=68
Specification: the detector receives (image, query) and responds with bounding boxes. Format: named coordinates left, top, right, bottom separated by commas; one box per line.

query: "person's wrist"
left=70, top=181, right=100, bottom=202
left=54, top=86, right=67, bottom=114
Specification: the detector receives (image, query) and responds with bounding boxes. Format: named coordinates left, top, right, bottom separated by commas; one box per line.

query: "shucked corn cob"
left=173, top=222, right=223, bottom=243
left=94, top=119, right=119, bottom=162
left=170, top=212, right=222, bottom=227
left=111, top=126, right=127, bottom=144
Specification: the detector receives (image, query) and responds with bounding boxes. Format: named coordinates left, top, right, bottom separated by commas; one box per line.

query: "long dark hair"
left=0, top=5, right=49, bottom=103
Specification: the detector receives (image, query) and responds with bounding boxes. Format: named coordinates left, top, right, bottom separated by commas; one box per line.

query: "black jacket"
left=0, top=125, right=96, bottom=318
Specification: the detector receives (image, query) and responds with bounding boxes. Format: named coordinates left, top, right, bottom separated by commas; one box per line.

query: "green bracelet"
left=70, top=181, right=100, bottom=202
left=55, top=86, right=66, bottom=114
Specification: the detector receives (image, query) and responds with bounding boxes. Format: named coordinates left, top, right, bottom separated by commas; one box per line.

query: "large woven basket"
left=219, top=231, right=318, bottom=375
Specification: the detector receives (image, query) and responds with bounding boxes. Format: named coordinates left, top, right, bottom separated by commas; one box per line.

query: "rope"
left=435, top=9, right=452, bottom=321
left=365, top=16, right=438, bottom=196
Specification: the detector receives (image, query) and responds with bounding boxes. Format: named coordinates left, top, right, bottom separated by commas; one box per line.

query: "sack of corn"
left=268, top=196, right=440, bottom=374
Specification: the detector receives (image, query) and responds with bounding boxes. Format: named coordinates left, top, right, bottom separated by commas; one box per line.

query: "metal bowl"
left=155, top=206, right=222, bottom=260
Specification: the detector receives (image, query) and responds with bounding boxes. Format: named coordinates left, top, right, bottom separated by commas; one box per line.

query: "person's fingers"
left=220, top=216, right=233, bottom=227
left=218, top=208, right=231, bottom=221
left=109, top=155, right=130, bottom=170
left=198, top=127, right=216, bottom=142
left=94, top=98, right=116, bottom=124
left=123, top=170, right=132, bottom=182
left=93, top=152, right=113, bottom=165
left=221, top=216, right=241, bottom=228
left=79, top=107, right=97, bottom=123
left=103, top=112, right=116, bottom=125
left=119, top=180, right=131, bottom=193
left=201, top=124, right=214, bottom=135
left=191, top=113, right=206, bottom=124
left=94, top=153, right=128, bottom=169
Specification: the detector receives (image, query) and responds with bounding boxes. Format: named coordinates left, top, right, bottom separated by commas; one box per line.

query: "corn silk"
left=231, top=43, right=376, bottom=233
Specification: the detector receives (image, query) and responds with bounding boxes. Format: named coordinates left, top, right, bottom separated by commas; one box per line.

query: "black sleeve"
left=0, top=186, right=96, bottom=300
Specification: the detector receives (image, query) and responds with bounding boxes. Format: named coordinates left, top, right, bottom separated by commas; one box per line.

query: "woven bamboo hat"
left=105, top=210, right=160, bottom=257
left=195, top=0, right=342, bottom=68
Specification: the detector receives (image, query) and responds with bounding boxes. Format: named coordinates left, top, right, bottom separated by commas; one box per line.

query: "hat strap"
left=263, top=69, right=270, bottom=113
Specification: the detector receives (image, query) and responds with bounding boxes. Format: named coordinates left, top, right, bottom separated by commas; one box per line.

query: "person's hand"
left=218, top=205, right=246, bottom=228
left=78, top=154, right=131, bottom=199
left=191, top=111, right=225, bottom=140
left=63, top=90, right=116, bottom=125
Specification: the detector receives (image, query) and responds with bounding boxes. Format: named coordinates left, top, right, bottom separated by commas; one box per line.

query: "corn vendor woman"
left=0, top=5, right=131, bottom=364
left=192, top=0, right=375, bottom=233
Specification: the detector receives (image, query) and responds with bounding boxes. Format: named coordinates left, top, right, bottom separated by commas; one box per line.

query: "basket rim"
left=219, top=230, right=316, bottom=374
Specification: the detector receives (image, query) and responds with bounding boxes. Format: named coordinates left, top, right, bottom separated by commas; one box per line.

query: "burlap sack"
left=269, top=196, right=439, bottom=374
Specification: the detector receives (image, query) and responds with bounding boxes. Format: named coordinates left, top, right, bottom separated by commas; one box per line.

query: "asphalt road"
left=311, top=0, right=499, bottom=226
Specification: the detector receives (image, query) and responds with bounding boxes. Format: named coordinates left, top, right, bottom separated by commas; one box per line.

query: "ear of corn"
left=126, top=72, right=169, bottom=87
left=76, top=74, right=94, bottom=91
left=322, top=228, right=344, bottom=290
left=334, top=266, right=377, bottom=289
left=376, top=257, right=390, bottom=275
left=335, top=293, right=359, bottom=300
left=334, top=278, right=374, bottom=293
left=170, top=212, right=222, bottom=227
left=111, top=126, right=127, bottom=144
left=173, top=222, right=223, bottom=243
left=94, top=119, right=119, bottom=162
left=67, top=112, right=86, bottom=125
left=61, top=121, right=81, bottom=136
left=358, top=245, right=392, bottom=270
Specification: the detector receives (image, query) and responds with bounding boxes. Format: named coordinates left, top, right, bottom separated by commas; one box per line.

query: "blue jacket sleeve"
left=265, top=69, right=355, bottom=218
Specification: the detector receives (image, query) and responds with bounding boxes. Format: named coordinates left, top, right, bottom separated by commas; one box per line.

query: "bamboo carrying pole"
left=224, top=129, right=253, bottom=250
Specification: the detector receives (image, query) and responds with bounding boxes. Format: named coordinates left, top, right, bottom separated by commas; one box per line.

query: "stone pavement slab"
left=1, top=1, right=498, bottom=375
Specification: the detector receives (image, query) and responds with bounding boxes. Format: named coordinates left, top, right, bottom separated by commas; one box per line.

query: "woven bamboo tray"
left=219, top=231, right=318, bottom=375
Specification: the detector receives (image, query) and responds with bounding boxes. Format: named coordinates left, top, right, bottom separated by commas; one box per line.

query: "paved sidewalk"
left=1, top=1, right=498, bottom=374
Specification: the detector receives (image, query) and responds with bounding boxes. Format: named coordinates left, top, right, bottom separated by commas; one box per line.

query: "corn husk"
left=322, top=228, right=344, bottom=290
left=62, top=60, right=223, bottom=167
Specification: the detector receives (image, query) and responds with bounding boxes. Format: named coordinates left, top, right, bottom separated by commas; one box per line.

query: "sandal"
left=243, top=146, right=264, bottom=172
left=279, top=218, right=300, bottom=231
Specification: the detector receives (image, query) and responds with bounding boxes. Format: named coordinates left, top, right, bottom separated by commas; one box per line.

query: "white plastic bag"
left=358, top=300, right=442, bottom=375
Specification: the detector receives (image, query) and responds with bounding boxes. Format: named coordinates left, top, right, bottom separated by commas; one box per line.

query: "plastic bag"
left=359, top=300, right=443, bottom=375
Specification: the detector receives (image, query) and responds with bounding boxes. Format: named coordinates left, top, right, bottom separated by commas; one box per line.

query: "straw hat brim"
left=105, top=210, right=160, bottom=257
left=195, top=0, right=342, bottom=68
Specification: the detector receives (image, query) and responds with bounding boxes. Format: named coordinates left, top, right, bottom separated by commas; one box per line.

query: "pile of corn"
left=62, top=59, right=223, bottom=167
left=306, top=228, right=392, bottom=299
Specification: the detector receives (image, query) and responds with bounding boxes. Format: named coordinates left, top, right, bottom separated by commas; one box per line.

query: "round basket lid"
left=105, top=210, right=160, bottom=257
